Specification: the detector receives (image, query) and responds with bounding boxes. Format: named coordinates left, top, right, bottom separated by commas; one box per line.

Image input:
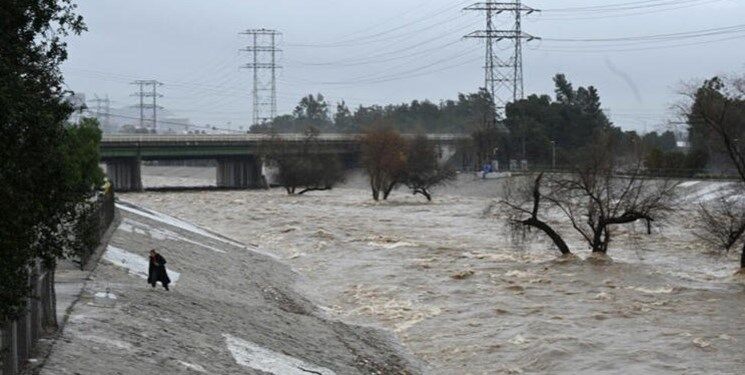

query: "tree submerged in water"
left=361, top=125, right=408, bottom=201
left=362, top=128, right=455, bottom=201
left=401, top=135, right=456, bottom=201
left=684, top=74, right=745, bottom=271
left=499, top=134, right=678, bottom=258
left=694, top=194, right=745, bottom=270
left=267, top=127, right=345, bottom=195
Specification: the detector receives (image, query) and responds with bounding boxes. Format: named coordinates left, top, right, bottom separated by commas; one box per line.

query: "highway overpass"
left=100, top=133, right=465, bottom=191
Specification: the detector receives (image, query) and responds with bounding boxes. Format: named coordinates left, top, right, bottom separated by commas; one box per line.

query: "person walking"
left=148, top=249, right=171, bottom=291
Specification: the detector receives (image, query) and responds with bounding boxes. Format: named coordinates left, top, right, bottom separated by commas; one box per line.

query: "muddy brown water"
left=124, top=167, right=745, bottom=374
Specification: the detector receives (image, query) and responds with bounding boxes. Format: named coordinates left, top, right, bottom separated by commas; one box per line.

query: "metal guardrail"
left=1, top=265, right=55, bottom=375
left=77, top=188, right=115, bottom=269
left=101, top=133, right=467, bottom=143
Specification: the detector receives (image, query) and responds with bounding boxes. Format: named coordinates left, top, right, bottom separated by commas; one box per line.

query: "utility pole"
left=240, top=28, right=281, bottom=127
left=130, top=80, right=163, bottom=132
left=464, top=1, right=539, bottom=118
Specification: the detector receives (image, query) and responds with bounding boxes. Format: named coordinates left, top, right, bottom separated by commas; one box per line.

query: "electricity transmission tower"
left=88, top=94, right=111, bottom=129
left=240, top=28, right=281, bottom=126
left=130, top=80, right=163, bottom=132
left=464, top=1, right=539, bottom=117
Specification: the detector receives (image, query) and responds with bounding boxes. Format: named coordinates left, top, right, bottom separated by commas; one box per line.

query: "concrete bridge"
left=100, top=133, right=465, bottom=191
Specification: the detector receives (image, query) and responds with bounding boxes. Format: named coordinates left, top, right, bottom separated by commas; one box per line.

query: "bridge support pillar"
left=105, top=158, right=142, bottom=192
left=216, top=156, right=263, bottom=188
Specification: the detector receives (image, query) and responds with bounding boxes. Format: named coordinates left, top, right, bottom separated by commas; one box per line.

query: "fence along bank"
left=0, top=187, right=115, bottom=375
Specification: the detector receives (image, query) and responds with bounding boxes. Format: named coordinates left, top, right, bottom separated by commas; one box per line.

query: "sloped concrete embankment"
left=40, top=201, right=422, bottom=374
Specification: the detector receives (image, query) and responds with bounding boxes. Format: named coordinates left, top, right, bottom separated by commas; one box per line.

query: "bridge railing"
left=101, top=133, right=466, bottom=143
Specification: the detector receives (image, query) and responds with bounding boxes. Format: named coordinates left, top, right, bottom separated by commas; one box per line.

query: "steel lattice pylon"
left=240, top=29, right=281, bottom=127
left=464, top=2, right=539, bottom=118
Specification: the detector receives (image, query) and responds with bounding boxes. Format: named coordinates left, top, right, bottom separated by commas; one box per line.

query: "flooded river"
left=124, top=167, right=745, bottom=374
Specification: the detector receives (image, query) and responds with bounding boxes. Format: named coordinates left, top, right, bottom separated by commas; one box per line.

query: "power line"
left=534, top=0, right=728, bottom=20
left=285, top=0, right=472, bottom=48
left=285, top=17, right=479, bottom=68
left=86, top=111, right=242, bottom=133
left=530, top=33, right=745, bottom=53
left=542, top=0, right=720, bottom=13
left=541, top=22, right=745, bottom=43
left=464, top=1, right=540, bottom=117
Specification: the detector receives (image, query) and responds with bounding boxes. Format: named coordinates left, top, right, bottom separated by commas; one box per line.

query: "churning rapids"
left=123, top=166, right=745, bottom=374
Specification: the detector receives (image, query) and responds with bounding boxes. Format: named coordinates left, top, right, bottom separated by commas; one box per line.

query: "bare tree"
left=695, top=195, right=745, bottom=269
left=361, top=126, right=407, bottom=201
left=499, top=136, right=677, bottom=258
left=499, top=173, right=571, bottom=255
left=685, top=75, right=745, bottom=180
left=401, top=135, right=456, bottom=201
left=683, top=74, right=745, bottom=270
left=550, top=140, right=678, bottom=254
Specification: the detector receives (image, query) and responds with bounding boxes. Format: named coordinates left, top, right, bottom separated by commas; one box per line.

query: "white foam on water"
left=368, top=241, right=417, bottom=249
left=690, top=182, right=732, bottom=203
left=508, top=334, right=529, bottom=347
left=505, top=270, right=533, bottom=278
left=628, top=286, right=675, bottom=294
left=103, top=245, right=180, bottom=283
left=117, top=202, right=246, bottom=248
left=119, top=218, right=226, bottom=253
left=223, top=334, right=336, bottom=375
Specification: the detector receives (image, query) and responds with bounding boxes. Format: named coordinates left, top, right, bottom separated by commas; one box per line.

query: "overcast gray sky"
left=62, top=0, right=745, bottom=132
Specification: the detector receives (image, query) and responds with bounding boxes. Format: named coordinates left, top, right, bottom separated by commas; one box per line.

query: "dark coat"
left=148, top=253, right=171, bottom=285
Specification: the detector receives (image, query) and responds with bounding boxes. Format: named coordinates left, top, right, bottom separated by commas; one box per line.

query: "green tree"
left=62, top=118, right=105, bottom=192
left=1, top=0, right=88, bottom=320
left=334, top=100, right=356, bottom=133
left=501, top=74, right=614, bottom=166
left=294, top=94, right=331, bottom=124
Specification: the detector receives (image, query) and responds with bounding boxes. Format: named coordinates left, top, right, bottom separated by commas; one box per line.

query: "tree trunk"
left=383, top=182, right=396, bottom=200
left=422, top=189, right=432, bottom=202
left=590, top=223, right=610, bottom=253
left=297, top=186, right=331, bottom=195
left=741, top=243, right=745, bottom=269
left=522, top=217, right=571, bottom=255
left=413, top=189, right=432, bottom=201
left=370, top=178, right=379, bottom=201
